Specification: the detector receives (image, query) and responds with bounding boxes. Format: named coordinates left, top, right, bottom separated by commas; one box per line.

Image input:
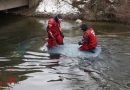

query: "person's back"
left=84, top=28, right=97, bottom=49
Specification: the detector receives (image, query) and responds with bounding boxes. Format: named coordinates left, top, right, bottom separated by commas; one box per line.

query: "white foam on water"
left=48, top=44, right=101, bottom=58
left=26, top=51, right=50, bottom=57
left=0, top=58, right=10, bottom=61
left=24, top=55, right=49, bottom=59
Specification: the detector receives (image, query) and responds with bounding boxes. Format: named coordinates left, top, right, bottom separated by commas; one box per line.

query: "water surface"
left=0, top=15, right=130, bottom=90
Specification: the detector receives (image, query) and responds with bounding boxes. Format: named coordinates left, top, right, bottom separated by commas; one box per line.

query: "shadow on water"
left=0, top=15, right=130, bottom=90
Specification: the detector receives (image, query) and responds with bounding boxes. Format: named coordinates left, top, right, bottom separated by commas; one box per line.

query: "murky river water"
left=0, top=15, right=130, bottom=90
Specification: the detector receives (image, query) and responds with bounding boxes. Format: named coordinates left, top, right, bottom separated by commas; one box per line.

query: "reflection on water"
left=0, top=15, right=130, bottom=90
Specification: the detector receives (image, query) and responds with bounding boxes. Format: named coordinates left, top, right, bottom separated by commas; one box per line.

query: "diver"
left=78, top=23, right=98, bottom=53
left=47, top=14, right=64, bottom=48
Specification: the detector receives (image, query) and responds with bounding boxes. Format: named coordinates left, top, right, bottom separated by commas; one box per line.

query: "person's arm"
left=82, top=32, right=89, bottom=44
left=78, top=32, right=89, bottom=45
left=47, top=21, right=55, bottom=39
left=47, top=30, right=55, bottom=39
left=60, top=31, right=64, bottom=38
left=58, top=22, right=64, bottom=38
left=82, top=38, right=88, bottom=44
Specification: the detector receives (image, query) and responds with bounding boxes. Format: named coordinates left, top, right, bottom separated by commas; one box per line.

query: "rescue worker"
left=47, top=14, right=64, bottom=48
left=78, top=23, right=97, bottom=52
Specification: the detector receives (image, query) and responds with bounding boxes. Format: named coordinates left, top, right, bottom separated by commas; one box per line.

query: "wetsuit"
left=47, top=17, right=64, bottom=48
left=79, top=28, right=97, bottom=51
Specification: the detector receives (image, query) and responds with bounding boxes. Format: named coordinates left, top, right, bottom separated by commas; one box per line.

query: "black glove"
left=60, top=32, right=64, bottom=38
left=49, top=35, right=55, bottom=39
left=46, top=26, right=49, bottom=32
left=78, top=41, right=82, bottom=45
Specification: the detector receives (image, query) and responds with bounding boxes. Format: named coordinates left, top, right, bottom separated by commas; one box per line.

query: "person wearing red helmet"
left=47, top=14, right=64, bottom=48
left=78, top=23, right=97, bottom=52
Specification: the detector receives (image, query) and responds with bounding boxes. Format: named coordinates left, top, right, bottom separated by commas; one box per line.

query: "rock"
left=127, top=83, right=130, bottom=87
left=109, top=0, right=114, bottom=3
left=75, top=19, right=82, bottom=24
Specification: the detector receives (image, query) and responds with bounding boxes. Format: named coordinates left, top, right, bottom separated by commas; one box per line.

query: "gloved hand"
left=78, top=41, right=82, bottom=45
left=49, top=35, right=55, bottom=39
left=60, top=32, right=64, bottom=38
left=46, top=26, right=49, bottom=32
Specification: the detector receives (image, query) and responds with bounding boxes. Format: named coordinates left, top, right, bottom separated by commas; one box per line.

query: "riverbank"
left=2, top=0, right=130, bottom=24
left=3, top=6, right=129, bottom=25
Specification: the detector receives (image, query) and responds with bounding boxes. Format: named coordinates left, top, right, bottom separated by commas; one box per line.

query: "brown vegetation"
left=4, top=0, right=130, bottom=24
